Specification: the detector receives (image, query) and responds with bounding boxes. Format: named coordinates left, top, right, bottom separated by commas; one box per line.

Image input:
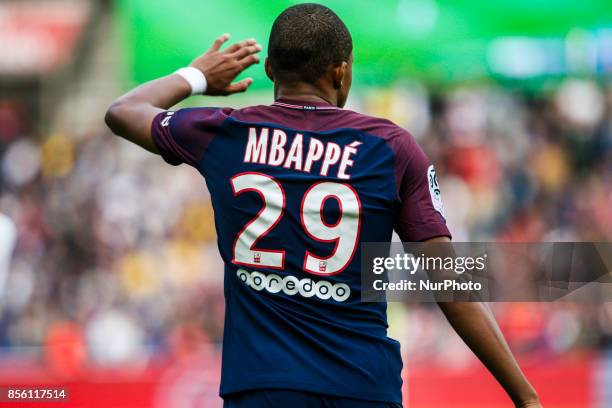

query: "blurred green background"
left=117, top=0, right=612, bottom=88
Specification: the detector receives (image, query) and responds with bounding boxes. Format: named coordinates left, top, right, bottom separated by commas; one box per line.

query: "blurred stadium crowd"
left=0, top=2, right=611, bottom=406
left=0, top=79, right=610, bottom=372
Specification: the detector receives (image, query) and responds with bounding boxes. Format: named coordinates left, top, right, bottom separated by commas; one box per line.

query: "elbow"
left=104, top=100, right=124, bottom=135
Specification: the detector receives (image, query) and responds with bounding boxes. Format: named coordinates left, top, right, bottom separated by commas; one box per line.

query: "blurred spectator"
left=0, top=76, right=611, bottom=372
left=0, top=213, right=16, bottom=298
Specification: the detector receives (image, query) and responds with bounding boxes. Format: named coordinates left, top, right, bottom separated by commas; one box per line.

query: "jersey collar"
left=272, top=98, right=342, bottom=111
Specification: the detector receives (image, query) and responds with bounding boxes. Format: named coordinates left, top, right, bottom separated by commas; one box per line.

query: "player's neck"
left=274, top=83, right=337, bottom=107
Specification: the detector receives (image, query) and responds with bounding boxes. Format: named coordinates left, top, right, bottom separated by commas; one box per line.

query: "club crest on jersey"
left=427, top=164, right=445, bottom=218
left=253, top=252, right=261, bottom=264
left=319, top=261, right=327, bottom=272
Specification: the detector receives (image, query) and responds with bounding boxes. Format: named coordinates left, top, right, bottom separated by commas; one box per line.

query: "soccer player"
left=105, top=4, right=542, bottom=408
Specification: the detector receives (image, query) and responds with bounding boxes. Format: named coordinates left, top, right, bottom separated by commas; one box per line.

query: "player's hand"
left=189, top=34, right=262, bottom=96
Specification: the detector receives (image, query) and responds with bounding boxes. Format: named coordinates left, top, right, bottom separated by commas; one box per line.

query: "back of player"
left=151, top=98, right=450, bottom=406
left=106, top=3, right=543, bottom=406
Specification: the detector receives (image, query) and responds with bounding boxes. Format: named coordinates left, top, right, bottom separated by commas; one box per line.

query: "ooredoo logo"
left=236, top=268, right=351, bottom=302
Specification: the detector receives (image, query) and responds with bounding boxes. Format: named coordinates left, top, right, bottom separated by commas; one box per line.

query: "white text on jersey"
left=243, top=127, right=362, bottom=179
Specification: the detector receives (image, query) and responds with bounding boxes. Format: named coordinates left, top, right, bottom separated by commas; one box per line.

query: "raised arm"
left=104, top=34, right=262, bottom=152
left=426, top=236, right=542, bottom=408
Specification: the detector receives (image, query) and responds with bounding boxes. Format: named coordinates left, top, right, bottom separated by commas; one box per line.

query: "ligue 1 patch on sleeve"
left=427, top=164, right=445, bottom=218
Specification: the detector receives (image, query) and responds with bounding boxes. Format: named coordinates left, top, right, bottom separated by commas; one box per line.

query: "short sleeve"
left=151, top=107, right=231, bottom=167
left=393, top=131, right=451, bottom=242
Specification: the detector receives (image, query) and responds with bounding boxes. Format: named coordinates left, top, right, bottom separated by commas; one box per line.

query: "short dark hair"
left=268, top=3, right=352, bottom=83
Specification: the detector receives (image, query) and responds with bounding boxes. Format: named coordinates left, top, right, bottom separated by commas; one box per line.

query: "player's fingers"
left=230, top=44, right=262, bottom=60
left=225, top=78, right=254, bottom=94
left=225, top=38, right=257, bottom=54
left=210, top=33, right=230, bottom=51
left=238, top=54, right=261, bottom=69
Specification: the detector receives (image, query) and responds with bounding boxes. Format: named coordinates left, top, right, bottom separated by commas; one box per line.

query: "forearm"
left=111, top=74, right=191, bottom=110
left=438, top=301, right=539, bottom=407
left=105, top=74, right=191, bottom=152
left=104, top=34, right=261, bottom=153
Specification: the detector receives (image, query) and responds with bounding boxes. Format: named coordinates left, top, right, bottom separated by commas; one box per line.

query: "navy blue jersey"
left=151, top=99, right=450, bottom=404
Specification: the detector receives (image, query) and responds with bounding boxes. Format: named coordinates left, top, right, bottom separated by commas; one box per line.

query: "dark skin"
left=265, top=52, right=353, bottom=108
left=105, top=34, right=262, bottom=152
left=105, top=34, right=542, bottom=408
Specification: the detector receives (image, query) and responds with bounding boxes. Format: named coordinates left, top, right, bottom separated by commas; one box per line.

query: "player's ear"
left=265, top=58, right=274, bottom=82
left=331, top=61, right=347, bottom=90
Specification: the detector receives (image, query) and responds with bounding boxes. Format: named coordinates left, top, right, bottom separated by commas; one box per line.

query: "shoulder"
left=172, top=106, right=234, bottom=124
left=157, top=107, right=235, bottom=138
left=190, top=104, right=416, bottom=153
left=338, top=109, right=402, bottom=134
left=338, top=109, right=417, bottom=155
left=231, top=104, right=297, bottom=125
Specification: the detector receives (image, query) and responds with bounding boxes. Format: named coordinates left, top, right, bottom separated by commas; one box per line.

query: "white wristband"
left=175, top=67, right=207, bottom=95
